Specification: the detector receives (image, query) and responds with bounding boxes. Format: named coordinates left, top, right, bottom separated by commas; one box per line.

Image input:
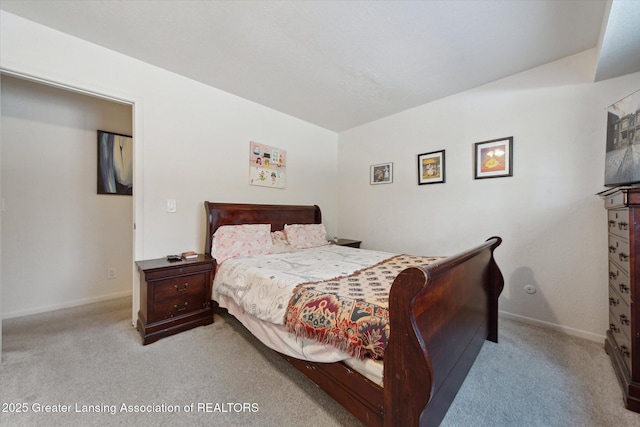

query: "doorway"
left=1, top=75, right=136, bottom=347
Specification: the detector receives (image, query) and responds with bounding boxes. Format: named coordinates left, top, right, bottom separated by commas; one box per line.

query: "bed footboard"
left=384, top=236, right=503, bottom=427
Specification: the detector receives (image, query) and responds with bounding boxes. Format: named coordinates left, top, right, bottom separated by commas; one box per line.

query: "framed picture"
left=370, top=162, right=393, bottom=185
left=605, top=89, right=640, bottom=186
left=474, top=137, right=513, bottom=179
left=418, top=150, right=445, bottom=185
left=249, top=141, right=286, bottom=189
left=97, top=130, right=133, bottom=195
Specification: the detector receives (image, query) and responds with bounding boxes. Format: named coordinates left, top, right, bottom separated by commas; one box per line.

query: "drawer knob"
left=610, top=323, right=620, bottom=333
left=608, top=220, right=616, bottom=227
left=620, top=314, right=630, bottom=326
left=610, top=271, right=619, bottom=279
left=621, top=345, right=631, bottom=358
left=618, top=222, right=628, bottom=230
left=619, top=252, right=629, bottom=262
left=619, top=284, right=630, bottom=294
left=174, top=283, right=189, bottom=292
left=609, top=297, right=619, bottom=306
left=608, top=245, right=617, bottom=253
left=174, top=302, right=189, bottom=312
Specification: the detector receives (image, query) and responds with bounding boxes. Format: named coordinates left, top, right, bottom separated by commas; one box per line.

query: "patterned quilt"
left=284, top=254, right=443, bottom=360
left=212, top=245, right=396, bottom=325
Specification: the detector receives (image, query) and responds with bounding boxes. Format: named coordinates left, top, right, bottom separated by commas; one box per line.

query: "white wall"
left=338, top=49, right=640, bottom=341
left=0, top=12, right=338, bottom=321
left=1, top=76, right=133, bottom=318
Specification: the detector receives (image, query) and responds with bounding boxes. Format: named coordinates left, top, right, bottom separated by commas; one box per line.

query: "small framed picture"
left=474, top=137, right=513, bottom=179
left=370, top=162, right=393, bottom=185
left=418, top=150, right=445, bottom=185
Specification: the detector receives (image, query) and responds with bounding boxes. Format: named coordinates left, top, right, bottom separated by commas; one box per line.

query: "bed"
left=204, top=201, right=504, bottom=427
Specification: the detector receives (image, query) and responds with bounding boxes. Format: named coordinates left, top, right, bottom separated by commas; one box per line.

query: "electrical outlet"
left=107, top=267, right=117, bottom=279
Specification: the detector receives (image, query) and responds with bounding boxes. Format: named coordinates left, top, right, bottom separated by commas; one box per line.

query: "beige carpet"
left=1, top=297, right=639, bottom=427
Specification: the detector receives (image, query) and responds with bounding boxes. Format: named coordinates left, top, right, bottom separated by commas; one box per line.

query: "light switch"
left=167, top=199, right=177, bottom=213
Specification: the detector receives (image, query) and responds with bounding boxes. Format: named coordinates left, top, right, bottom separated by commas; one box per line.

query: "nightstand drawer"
left=152, top=293, right=207, bottom=321
left=154, top=273, right=206, bottom=301
left=143, top=263, right=212, bottom=281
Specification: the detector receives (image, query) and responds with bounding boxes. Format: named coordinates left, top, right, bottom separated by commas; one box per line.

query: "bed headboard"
left=203, top=202, right=322, bottom=257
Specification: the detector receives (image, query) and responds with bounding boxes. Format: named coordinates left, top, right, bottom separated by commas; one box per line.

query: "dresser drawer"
left=608, top=234, right=631, bottom=272
left=153, top=273, right=206, bottom=301
left=609, top=285, right=631, bottom=340
left=604, top=192, right=627, bottom=209
left=610, top=310, right=633, bottom=374
left=608, top=208, right=630, bottom=239
left=152, top=293, right=207, bottom=322
left=609, top=260, right=631, bottom=305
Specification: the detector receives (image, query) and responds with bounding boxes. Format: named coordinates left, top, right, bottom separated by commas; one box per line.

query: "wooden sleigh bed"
left=204, top=201, right=504, bottom=427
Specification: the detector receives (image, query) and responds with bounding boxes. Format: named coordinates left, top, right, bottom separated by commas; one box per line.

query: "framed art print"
left=605, top=89, right=640, bottom=186
left=370, top=162, right=393, bottom=184
left=474, top=137, right=513, bottom=179
left=97, top=130, right=133, bottom=195
left=418, top=150, right=445, bottom=185
left=249, top=141, right=286, bottom=189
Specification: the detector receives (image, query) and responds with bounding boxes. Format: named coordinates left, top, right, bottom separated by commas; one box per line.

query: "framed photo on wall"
left=418, top=150, right=445, bottom=185
left=370, top=162, right=393, bottom=185
left=249, top=141, right=286, bottom=189
left=474, top=137, right=513, bottom=179
left=605, top=89, right=640, bottom=186
left=97, top=130, right=133, bottom=195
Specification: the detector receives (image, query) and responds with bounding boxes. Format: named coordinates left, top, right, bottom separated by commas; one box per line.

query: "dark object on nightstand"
left=136, top=254, right=215, bottom=345
left=334, top=239, right=362, bottom=248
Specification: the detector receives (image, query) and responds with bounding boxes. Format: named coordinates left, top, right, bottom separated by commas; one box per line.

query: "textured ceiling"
left=1, top=1, right=637, bottom=132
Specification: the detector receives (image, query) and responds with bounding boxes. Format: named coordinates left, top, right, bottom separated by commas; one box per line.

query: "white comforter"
left=212, top=245, right=395, bottom=325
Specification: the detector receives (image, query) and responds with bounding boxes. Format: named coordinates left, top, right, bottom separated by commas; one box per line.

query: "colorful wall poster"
left=249, top=141, right=286, bottom=189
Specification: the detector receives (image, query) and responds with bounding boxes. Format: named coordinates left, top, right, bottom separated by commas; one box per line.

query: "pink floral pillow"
left=211, top=224, right=272, bottom=263
left=284, top=224, right=330, bottom=249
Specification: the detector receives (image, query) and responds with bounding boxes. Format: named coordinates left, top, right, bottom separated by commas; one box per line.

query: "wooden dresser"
left=136, top=255, right=214, bottom=345
left=602, top=187, right=640, bottom=411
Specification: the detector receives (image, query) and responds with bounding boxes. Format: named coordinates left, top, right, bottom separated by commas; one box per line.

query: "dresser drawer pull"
left=619, top=252, right=629, bottom=262
left=610, top=323, right=620, bottom=333
left=174, top=302, right=189, bottom=312
left=610, top=270, right=619, bottom=279
left=621, top=345, right=631, bottom=358
left=619, top=284, right=630, bottom=294
left=609, top=245, right=617, bottom=253
left=609, top=220, right=616, bottom=227
left=618, top=222, right=628, bottom=231
left=174, top=283, right=189, bottom=292
left=620, top=314, right=630, bottom=326
left=609, top=297, right=620, bottom=306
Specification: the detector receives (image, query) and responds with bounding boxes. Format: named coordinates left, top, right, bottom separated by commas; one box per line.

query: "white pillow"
left=211, top=224, right=272, bottom=263
left=284, top=224, right=330, bottom=249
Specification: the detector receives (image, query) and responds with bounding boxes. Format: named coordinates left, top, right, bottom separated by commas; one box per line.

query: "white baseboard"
left=2, top=291, right=132, bottom=320
left=499, top=310, right=605, bottom=343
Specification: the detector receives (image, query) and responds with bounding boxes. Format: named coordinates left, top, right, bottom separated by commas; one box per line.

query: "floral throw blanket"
left=284, top=254, right=443, bottom=360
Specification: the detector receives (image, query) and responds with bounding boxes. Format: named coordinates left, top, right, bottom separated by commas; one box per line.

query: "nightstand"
left=334, top=239, right=362, bottom=248
left=136, top=254, right=214, bottom=345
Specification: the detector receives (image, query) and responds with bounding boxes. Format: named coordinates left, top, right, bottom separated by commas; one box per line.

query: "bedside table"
left=136, top=254, right=214, bottom=345
left=334, top=239, right=362, bottom=248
